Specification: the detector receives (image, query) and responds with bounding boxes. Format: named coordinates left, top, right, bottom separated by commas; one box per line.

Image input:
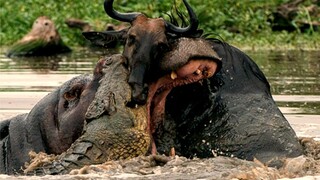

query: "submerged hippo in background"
left=7, top=16, right=71, bottom=57
left=83, top=0, right=303, bottom=167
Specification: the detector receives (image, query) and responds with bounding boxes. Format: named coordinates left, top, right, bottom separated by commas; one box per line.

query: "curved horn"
left=165, top=0, right=199, bottom=35
left=104, top=0, right=141, bottom=22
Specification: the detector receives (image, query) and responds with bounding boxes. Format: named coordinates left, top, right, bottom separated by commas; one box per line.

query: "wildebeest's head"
left=83, top=0, right=200, bottom=104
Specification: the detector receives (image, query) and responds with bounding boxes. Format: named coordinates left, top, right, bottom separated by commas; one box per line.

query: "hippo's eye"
left=44, top=21, right=49, bottom=26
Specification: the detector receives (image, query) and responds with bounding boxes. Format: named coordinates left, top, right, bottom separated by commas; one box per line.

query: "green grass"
left=0, top=0, right=319, bottom=50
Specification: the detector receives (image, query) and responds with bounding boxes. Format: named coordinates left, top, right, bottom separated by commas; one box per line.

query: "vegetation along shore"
left=0, top=0, right=319, bottom=50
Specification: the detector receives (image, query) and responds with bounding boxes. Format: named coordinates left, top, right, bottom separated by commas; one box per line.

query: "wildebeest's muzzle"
left=128, top=63, right=148, bottom=105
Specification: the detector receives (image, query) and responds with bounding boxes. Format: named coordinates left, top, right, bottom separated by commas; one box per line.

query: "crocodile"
left=25, top=54, right=150, bottom=175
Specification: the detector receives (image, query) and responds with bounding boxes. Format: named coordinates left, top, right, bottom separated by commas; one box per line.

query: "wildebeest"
left=84, top=0, right=303, bottom=167
left=83, top=0, right=202, bottom=105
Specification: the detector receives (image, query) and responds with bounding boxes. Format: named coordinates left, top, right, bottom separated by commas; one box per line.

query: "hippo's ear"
left=82, top=29, right=128, bottom=48
left=63, top=83, right=85, bottom=101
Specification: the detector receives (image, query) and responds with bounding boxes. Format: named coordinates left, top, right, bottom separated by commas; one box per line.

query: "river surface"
left=0, top=48, right=319, bottom=129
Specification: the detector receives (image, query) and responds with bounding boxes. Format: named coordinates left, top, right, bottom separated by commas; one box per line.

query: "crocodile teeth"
left=170, top=71, right=177, bottom=80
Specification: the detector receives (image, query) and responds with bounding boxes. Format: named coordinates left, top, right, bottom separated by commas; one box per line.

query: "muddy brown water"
left=0, top=47, right=319, bottom=179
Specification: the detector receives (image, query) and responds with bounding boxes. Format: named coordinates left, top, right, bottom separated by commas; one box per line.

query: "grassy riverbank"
left=0, top=0, right=319, bottom=50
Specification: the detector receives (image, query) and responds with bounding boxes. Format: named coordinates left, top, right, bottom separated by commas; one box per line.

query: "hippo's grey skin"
left=153, top=38, right=303, bottom=167
left=25, top=54, right=150, bottom=175
left=0, top=61, right=107, bottom=174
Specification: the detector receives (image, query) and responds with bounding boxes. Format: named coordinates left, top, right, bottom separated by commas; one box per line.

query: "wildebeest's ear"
left=82, top=29, right=128, bottom=48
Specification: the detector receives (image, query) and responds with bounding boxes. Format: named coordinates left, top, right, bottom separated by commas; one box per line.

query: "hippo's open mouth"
left=147, top=59, right=219, bottom=134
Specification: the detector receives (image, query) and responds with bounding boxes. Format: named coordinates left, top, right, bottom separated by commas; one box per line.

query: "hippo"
left=0, top=55, right=150, bottom=175
left=7, top=16, right=71, bottom=57
left=0, top=60, right=106, bottom=174
left=148, top=37, right=304, bottom=167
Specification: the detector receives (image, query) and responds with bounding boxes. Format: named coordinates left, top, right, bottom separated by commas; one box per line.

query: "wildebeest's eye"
left=158, top=42, right=169, bottom=52
left=127, top=35, right=136, bottom=46
left=123, top=58, right=129, bottom=69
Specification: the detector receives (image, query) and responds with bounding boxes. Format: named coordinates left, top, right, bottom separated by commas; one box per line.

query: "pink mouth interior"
left=146, top=59, right=218, bottom=137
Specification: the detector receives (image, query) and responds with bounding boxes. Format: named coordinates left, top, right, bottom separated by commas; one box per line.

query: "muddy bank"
left=0, top=137, right=319, bottom=180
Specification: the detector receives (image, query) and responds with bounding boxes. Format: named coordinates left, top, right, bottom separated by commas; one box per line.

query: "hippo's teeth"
left=203, top=71, right=211, bottom=77
left=195, top=69, right=201, bottom=75
left=207, top=72, right=212, bottom=77
left=170, top=147, right=176, bottom=157
left=170, top=71, right=177, bottom=80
